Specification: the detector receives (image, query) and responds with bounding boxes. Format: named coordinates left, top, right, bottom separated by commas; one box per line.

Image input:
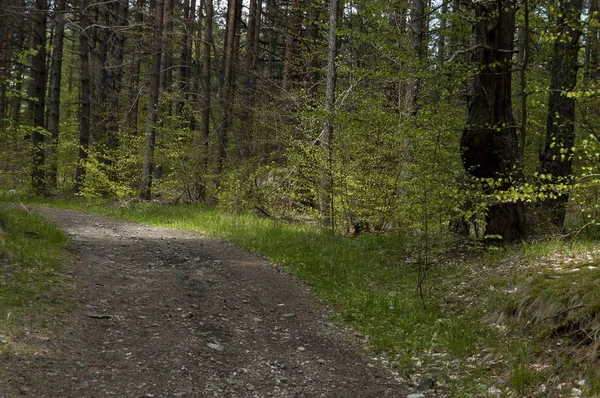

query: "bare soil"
left=1, top=207, right=408, bottom=398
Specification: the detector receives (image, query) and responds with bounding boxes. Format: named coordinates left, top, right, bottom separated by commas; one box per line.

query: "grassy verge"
left=23, top=197, right=600, bottom=396
left=0, top=203, right=68, bottom=357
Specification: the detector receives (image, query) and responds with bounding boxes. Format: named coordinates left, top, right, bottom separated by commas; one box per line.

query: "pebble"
left=407, top=394, right=425, bottom=398
left=207, top=343, right=224, bottom=351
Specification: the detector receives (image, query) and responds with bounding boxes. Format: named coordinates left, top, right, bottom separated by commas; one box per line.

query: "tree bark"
left=197, top=0, right=212, bottom=200
left=125, top=0, right=146, bottom=135
left=405, top=0, right=427, bottom=117
left=282, top=0, right=298, bottom=90
left=240, top=0, right=262, bottom=156
left=29, top=0, right=49, bottom=195
left=460, top=0, right=525, bottom=243
left=320, top=0, right=339, bottom=228
left=178, top=0, right=196, bottom=119
left=105, top=0, right=128, bottom=153
left=538, top=0, right=584, bottom=230
left=0, top=5, right=14, bottom=125
left=75, top=0, right=91, bottom=193
left=140, top=0, right=165, bottom=199
left=47, top=0, right=67, bottom=190
left=216, top=0, right=238, bottom=174
left=585, top=0, right=600, bottom=80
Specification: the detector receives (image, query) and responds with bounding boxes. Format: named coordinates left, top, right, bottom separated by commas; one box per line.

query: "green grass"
left=0, top=202, right=67, bottom=355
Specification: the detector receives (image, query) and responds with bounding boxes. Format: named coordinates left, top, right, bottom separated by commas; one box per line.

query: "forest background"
left=2, top=0, right=600, bottom=395
left=1, top=0, right=599, bottom=241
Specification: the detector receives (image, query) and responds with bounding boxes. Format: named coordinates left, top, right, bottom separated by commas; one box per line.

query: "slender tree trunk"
left=437, top=0, right=447, bottom=68
left=539, top=0, right=584, bottom=230
left=240, top=0, right=262, bottom=156
left=460, top=0, right=525, bottom=243
left=125, top=0, right=145, bottom=134
left=178, top=0, right=196, bottom=119
left=47, top=0, right=67, bottom=190
left=93, top=2, right=110, bottom=145
left=197, top=0, right=212, bottom=200
left=406, top=0, right=426, bottom=117
left=282, top=0, right=298, bottom=90
left=140, top=0, right=165, bottom=199
left=518, top=0, right=530, bottom=160
left=76, top=0, right=91, bottom=192
left=29, top=0, right=49, bottom=195
left=585, top=0, right=600, bottom=80
left=320, top=0, right=339, bottom=228
left=0, top=11, right=14, bottom=125
left=159, top=0, right=173, bottom=99
left=216, top=0, right=238, bottom=174
left=105, top=0, right=128, bottom=153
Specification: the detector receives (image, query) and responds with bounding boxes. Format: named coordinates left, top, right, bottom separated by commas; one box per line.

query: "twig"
left=19, top=203, right=31, bottom=215
left=539, top=305, right=586, bottom=323
left=87, top=314, right=113, bottom=319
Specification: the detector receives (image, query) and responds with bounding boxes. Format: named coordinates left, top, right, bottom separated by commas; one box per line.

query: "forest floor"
left=0, top=207, right=414, bottom=398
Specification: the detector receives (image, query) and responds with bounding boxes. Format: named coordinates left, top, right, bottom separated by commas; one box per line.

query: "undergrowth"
left=0, top=203, right=67, bottom=357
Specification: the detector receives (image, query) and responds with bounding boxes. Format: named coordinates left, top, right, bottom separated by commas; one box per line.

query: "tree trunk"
left=47, top=0, right=67, bottom=190
left=125, top=0, right=145, bottom=135
left=159, top=0, right=173, bottom=99
left=198, top=0, right=212, bottom=200
left=93, top=1, right=110, bottom=145
left=320, top=0, right=339, bottom=228
left=518, top=0, right=530, bottom=160
left=75, top=0, right=91, bottom=193
left=460, top=0, right=525, bottom=243
left=282, top=0, right=298, bottom=90
left=29, top=0, right=49, bottom=195
left=140, top=0, right=165, bottom=199
left=538, top=0, right=584, bottom=230
left=216, top=0, right=238, bottom=174
left=105, top=0, right=128, bottom=153
left=240, top=0, right=262, bottom=156
left=0, top=8, right=14, bottom=126
left=405, top=0, right=426, bottom=117
left=178, top=0, right=196, bottom=119
left=585, top=0, right=600, bottom=80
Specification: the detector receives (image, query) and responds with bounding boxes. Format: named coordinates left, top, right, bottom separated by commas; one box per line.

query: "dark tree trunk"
left=460, top=0, right=525, bottom=243
left=585, top=0, right=600, bottom=80
left=93, top=1, right=110, bottom=145
left=282, top=0, right=298, bottom=90
left=406, top=0, right=426, bottom=117
left=178, top=0, right=196, bottom=119
left=0, top=8, right=14, bottom=126
left=29, top=0, right=49, bottom=195
left=216, top=0, right=238, bottom=173
left=240, top=0, right=262, bottom=157
left=538, top=0, right=584, bottom=230
left=141, top=0, right=164, bottom=199
left=125, top=0, right=146, bottom=135
left=159, top=0, right=173, bottom=100
left=105, top=0, right=128, bottom=153
left=47, top=0, right=67, bottom=190
left=198, top=0, right=212, bottom=200
left=76, top=0, right=91, bottom=192
left=320, top=0, right=339, bottom=227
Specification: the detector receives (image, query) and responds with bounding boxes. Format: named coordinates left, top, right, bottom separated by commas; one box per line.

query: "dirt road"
left=1, top=207, right=408, bottom=397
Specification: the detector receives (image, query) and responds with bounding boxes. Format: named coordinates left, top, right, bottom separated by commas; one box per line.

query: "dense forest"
left=1, top=0, right=599, bottom=243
